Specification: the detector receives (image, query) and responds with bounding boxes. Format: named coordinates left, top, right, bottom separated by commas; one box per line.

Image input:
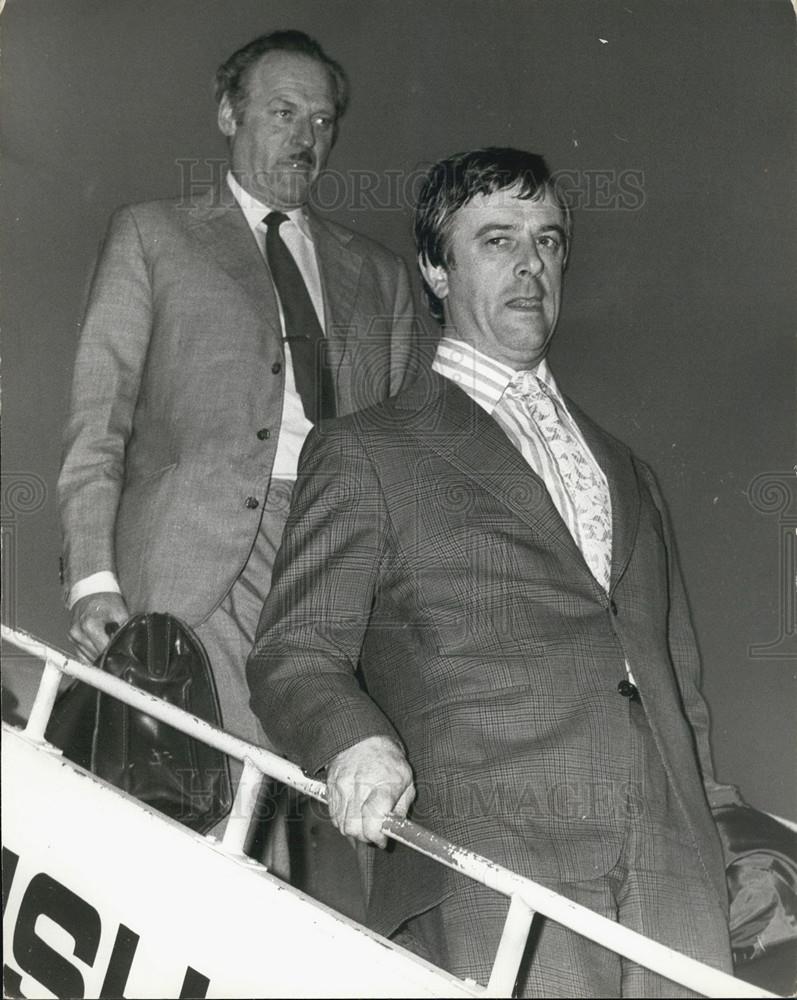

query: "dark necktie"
left=264, top=211, right=336, bottom=422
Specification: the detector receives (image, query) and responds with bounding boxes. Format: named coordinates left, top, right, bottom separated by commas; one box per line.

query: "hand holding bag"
left=46, top=612, right=232, bottom=833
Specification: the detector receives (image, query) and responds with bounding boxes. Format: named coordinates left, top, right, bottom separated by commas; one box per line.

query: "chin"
left=276, top=182, right=312, bottom=209
left=509, top=324, right=549, bottom=350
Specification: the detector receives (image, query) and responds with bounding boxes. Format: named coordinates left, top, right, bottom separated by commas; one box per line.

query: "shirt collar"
left=226, top=171, right=314, bottom=241
left=432, top=337, right=558, bottom=414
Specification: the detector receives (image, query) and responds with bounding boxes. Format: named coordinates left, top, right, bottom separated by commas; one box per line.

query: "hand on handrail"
left=325, top=735, right=416, bottom=848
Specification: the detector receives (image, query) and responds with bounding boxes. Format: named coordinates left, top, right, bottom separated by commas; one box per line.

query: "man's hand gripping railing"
left=1, top=624, right=778, bottom=1000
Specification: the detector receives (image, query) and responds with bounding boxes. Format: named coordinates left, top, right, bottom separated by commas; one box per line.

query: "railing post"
left=23, top=657, right=64, bottom=743
left=1, top=625, right=779, bottom=999
left=486, top=893, right=536, bottom=997
left=221, top=757, right=263, bottom=857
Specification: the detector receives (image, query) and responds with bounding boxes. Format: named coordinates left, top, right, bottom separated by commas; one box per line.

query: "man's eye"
left=486, top=236, right=509, bottom=247
left=313, top=115, right=334, bottom=129
left=537, top=235, right=562, bottom=251
left=274, top=108, right=293, bottom=119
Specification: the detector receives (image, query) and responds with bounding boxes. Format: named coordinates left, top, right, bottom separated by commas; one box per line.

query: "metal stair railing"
left=1, top=624, right=777, bottom=999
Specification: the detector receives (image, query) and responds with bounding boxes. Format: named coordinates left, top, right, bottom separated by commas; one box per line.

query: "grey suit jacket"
left=58, top=186, right=421, bottom=622
left=248, top=371, right=729, bottom=937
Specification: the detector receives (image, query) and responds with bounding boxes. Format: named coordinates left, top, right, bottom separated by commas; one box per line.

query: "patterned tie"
left=264, top=211, right=336, bottom=422
left=508, top=372, right=612, bottom=590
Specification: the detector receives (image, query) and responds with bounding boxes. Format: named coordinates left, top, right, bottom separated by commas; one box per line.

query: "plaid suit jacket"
left=57, top=186, right=419, bottom=623
left=248, top=369, right=728, bottom=936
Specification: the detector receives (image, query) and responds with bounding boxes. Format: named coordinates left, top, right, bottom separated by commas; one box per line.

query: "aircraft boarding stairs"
left=1, top=626, right=781, bottom=999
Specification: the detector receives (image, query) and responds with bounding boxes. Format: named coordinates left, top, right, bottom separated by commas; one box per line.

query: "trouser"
left=397, top=699, right=732, bottom=997
left=194, top=479, right=294, bottom=876
left=193, top=479, right=364, bottom=909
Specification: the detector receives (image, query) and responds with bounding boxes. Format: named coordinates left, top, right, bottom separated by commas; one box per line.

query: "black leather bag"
left=46, top=613, right=232, bottom=833
left=714, top=803, right=797, bottom=993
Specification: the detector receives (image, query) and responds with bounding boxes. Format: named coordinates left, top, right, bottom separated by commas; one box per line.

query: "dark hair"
left=214, top=30, right=349, bottom=124
left=414, top=147, right=572, bottom=323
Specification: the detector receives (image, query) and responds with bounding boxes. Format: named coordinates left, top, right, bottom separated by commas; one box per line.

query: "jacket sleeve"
left=246, top=421, right=401, bottom=775
left=639, top=460, right=744, bottom=809
left=57, top=207, right=153, bottom=596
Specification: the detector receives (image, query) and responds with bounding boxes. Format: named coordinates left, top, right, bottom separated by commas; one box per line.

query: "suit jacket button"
left=610, top=599, right=618, bottom=615
left=271, top=361, right=282, bottom=375
left=256, top=428, right=270, bottom=440
left=244, top=496, right=260, bottom=509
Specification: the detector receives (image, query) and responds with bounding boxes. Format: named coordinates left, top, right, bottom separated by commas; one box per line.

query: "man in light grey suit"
left=57, top=31, right=419, bottom=851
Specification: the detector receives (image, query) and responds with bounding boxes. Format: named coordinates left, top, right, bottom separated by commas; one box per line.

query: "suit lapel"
left=566, top=398, right=641, bottom=592
left=396, top=374, right=592, bottom=575
left=308, top=215, right=364, bottom=408
left=184, top=188, right=282, bottom=341
left=185, top=197, right=368, bottom=407
left=309, top=215, right=362, bottom=329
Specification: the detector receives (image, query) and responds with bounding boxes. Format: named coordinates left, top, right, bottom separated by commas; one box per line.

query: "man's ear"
left=417, top=255, right=449, bottom=301
left=217, top=94, right=238, bottom=137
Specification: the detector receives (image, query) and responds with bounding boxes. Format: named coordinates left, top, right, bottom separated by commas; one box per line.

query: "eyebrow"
left=473, top=222, right=567, bottom=240
left=267, top=95, right=334, bottom=111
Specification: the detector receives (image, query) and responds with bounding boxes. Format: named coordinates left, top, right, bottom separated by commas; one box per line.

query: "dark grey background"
left=2, top=0, right=795, bottom=818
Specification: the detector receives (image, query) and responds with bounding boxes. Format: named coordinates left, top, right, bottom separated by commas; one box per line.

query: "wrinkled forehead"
left=450, top=184, right=565, bottom=233
left=245, top=51, right=336, bottom=105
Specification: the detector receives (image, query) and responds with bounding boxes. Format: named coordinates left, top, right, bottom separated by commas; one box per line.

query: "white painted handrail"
left=1, top=624, right=778, bottom=999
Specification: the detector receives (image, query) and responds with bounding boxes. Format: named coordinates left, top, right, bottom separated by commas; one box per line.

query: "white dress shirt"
left=226, top=171, right=321, bottom=480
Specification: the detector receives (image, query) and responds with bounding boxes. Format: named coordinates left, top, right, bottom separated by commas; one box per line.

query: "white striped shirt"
left=432, top=337, right=612, bottom=588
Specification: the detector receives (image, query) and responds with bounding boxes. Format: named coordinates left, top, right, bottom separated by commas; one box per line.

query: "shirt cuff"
left=68, top=572, right=121, bottom=610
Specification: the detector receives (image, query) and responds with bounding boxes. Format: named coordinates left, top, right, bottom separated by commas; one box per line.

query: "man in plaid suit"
left=247, top=148, right=735, bottom=996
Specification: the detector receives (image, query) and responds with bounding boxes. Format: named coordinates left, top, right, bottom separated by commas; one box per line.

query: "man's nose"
left=514, top=243, right=544, bottom=279
left=292, top=116, right=315, bottom=148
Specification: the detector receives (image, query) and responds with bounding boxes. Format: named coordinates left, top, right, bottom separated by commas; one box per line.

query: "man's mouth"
left=506, top=296, right=543, bottom=311
left=282, top=152, right=315, bottom=170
